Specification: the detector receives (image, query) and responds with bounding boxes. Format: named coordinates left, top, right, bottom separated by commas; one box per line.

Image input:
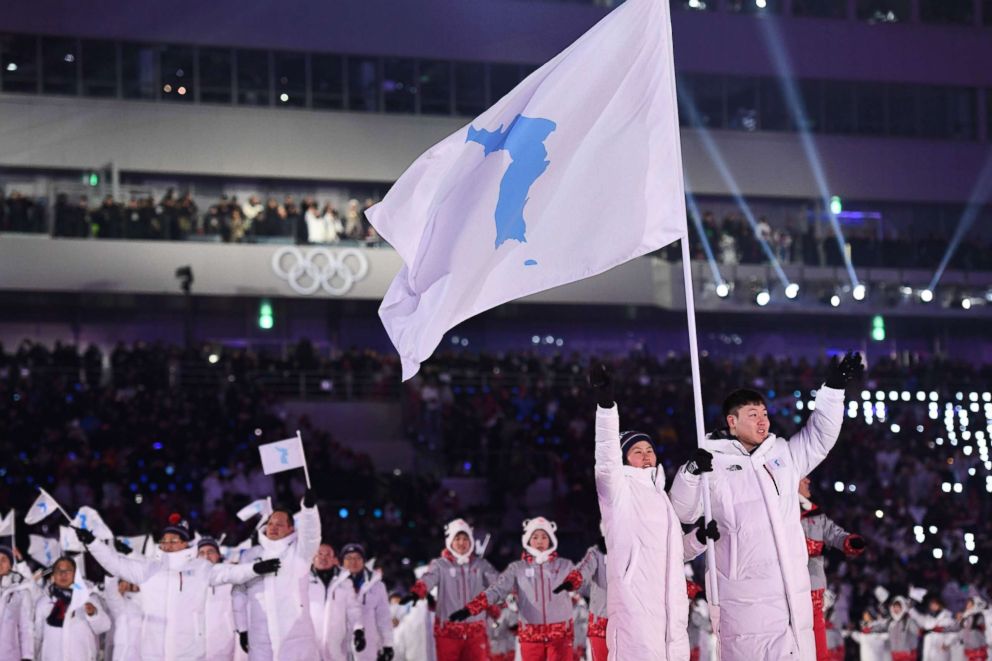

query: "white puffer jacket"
left=232, top=504, right=322, bottom=661
left=34, top=584, right=112, bottom=661
left=595, top=404, right=705, bottom=661
left=669, top=385, right=846, bottom=661
left=0, top=571, right=35, bottom=661
left=88, top=542, right=258, bottom=661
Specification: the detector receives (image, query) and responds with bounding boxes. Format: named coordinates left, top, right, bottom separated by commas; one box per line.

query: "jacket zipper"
left=539, top=563, right=547, bottom=625
left=763, top=465, right=781, bottom=495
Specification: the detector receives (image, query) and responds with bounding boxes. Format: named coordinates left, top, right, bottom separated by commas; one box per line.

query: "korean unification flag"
left=0, top=510, right=13, bottom=536
left=366, top=0, right=687, bottom=380
left=258, top=436, right=306, bottom=476
left=28, top=535, right=61, bottom=568
left=67, top=579, right=92, bottom=614
left=71, top=506, right=114, bottom=541
left=236, top=497, right=273, bottom=523
left=60, top=526, right=85, bottom=554
left=24, top=488, right=61, bottom=525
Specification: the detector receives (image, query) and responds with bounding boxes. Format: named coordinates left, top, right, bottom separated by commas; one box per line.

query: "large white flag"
left=24, top=488, right=62, bottom=525
left=68, top=578, right=92, bottom=614
left=28, top=535, right=61, bottom=567
left=60, top=526, right=85, bottom=553
left=367, top=0, right=686, bottom=379
left=0, top=510, right=13, bottom=536
left=71, top=506, right=114, bottom=541
left=258, top=436, right=307, bottom=476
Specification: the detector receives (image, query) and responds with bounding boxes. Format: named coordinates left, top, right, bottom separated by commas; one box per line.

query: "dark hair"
left=722, top=389, right=767, bottom=418
left=268, top=508, right=296, bottom=526
left=53, top=556, right=77, bottom=570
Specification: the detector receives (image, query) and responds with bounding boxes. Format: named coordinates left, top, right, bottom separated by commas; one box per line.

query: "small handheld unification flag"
left=60, top=526, right=85, bottom=554
left=118, top=535, right=150, bottom=556
left=67, top=579, right=92, bottom=614
left=258, top=432, right=311, bottom=488
left=236, top=497, right=274, bottom=524
left=72, top=506, right=114, bottom=541
left=366, top=0, right=686, bottom=379
left=25, top=488, right=63, bottom=525
left=28, top=535, right=61, bottom=567
left=0, top=510, right=13, bottom=537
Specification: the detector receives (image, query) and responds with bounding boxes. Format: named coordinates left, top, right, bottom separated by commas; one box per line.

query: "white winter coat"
left=909, top=608, right=960, bottom=661
left=103, top=575, right=144, bottom=661
left=89, top=541, right=258, bottom=661
left=232, top=505, right=321, bottom=661
left=393, top=600, right=436, bottom=661
left=669, top=384, right=846, bottom=661
left=595, top=405, right=706, bottom=661
left=0, top=571, right=35, bottom=661
left=308, top=568, right=364, bottom=660
left=337, top=569, right=393, bottom=661
left=34, top=585, right=111, bottom=661
left=205, top=582, right=238, bottom=660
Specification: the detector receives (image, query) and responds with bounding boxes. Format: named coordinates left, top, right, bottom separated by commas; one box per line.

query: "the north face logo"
left=726, top=464, right=742, bottom=471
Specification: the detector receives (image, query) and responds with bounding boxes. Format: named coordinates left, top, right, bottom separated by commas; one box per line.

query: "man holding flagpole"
left=669, top=354, right=863, bottom=660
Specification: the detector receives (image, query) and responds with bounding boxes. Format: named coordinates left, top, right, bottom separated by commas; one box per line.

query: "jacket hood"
left=890, top=596, right=910, bottom=621
left=258, top=530, right=297, bottom=556
left=443, top=519, right=474, bottom=565
left=521, top=517, right=558, bottom=564
left=702, top=429, right=778, bottom=457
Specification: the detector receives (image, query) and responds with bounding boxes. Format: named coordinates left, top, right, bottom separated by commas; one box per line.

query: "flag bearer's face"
left=265, top=512, right=294, bottom=540
left=727, top=404, right=770, bottom=447
left=626, top=441, right=656, bottom=468
left=0, top=554, right=10, bottom=576
left=159, top=533, right=189, bottom=553
left=451, top=532, right=472, bottom=555
left=52, top=560, right=75, bottom=589
left=529, top=530, right=551, bottom=552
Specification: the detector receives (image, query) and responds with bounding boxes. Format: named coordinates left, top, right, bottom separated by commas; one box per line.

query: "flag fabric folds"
left=25, top=487, right=62, bottom=525
left=237, top=497, right=274, bottom=523
left=366, top=0, right=687, bottom=379
left=72, top=506, right=114, bottom=541
left=28, top=535, right=61, bottom=567
left=258, top=436, right=307, bottom=476
left=0, top=510, right=13, bottom=536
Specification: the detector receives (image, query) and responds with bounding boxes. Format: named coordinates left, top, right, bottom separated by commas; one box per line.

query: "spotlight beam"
left=757, top=17, right=861, bottom=289
left=927, top=154, right=992, bottom=292
left=678, top=90, right=791, bottom=290
left=684, top=174, right=726, bottom=289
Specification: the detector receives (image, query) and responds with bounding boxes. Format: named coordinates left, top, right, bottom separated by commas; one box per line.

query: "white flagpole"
left=296, top=430, right=312, bottom=490
left=678, top=235, right=722, bottom=627
left=10, top=508, right=15, bottom=551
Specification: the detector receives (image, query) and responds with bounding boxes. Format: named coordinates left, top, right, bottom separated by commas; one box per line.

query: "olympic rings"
left=271, top=246, right=370, bottom=296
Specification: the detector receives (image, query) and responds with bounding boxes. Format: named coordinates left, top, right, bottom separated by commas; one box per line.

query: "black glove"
left=73, top=526, right=96, bottom=545
left=588, top=363, right=615, bottom=408
left=113, top=539, right=133, bottom=555
left=399, top=593, right=419, bottom=606
left=302, top=488, right=316, bottom=508
left=825, top=351, right=864, bottom=389
left=238, top=631, right=249, bottom=653
left=686, top=449, right=713, bottom=476
left=553, top=579, right=575, bottom=594
left=426, top=593, right=436, bottom=609
left=354, top=629, right=367, bottom=652
left=848, top=536, right=866, bottom=550
left=449, top=607, right=471, bottom=622
left=253, top=559, right=281, bottom=575
left=694, top=518, right=720, bottom=544
left=377, top=647, right=395, bottom=661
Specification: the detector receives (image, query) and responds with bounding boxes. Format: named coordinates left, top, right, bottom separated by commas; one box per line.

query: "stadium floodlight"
left=853, top=284, right=866, bottom=301
left=716, top=282, right=730, bottom=298
left=920, top=289, right=934, bottom=303
left=756, top=290, right=771, bottom=307
left=829, top=295, right=840, bottom=308
left=785, top=283, right=799, bottom=299
left=961, top=298, right=972, bottom=310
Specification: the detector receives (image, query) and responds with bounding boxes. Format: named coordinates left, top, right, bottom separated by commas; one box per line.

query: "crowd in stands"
left=2, top=338, right=992, bottom=628
left=4, top=187, right=991, bottom=271
left=47, top=190, right=383, bottom=245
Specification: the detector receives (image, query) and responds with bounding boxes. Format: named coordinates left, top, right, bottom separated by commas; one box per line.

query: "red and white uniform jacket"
left=410, top=550, right=499, bottom=638
left=565, top=546, right=607, bottom=639
left=800, top=503, right=862, bottom=591
left=465, top=552, right=574, bottom=644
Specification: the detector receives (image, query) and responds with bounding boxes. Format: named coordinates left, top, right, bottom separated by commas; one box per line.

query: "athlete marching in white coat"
left=33, top=556, right=112, bottom=661
left=669, top=352, right=863, bottom=661
left=0, top=546, right=34, bottom=661
left=77, top=513, right=280, bottom=661
left=233, top=494, right=322, bottom=661
left=586, top=364, right=716, bottom=661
